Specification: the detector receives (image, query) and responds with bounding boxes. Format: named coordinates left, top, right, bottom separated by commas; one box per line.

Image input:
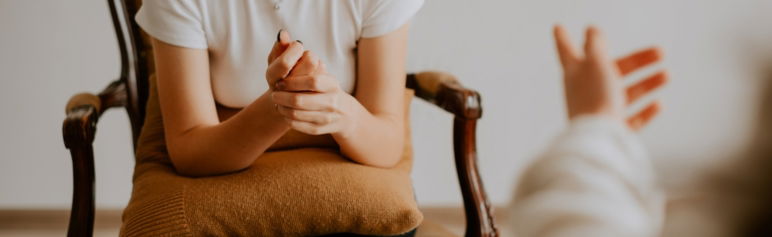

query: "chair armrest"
left=62, top=79, right=126, bottom=237
left=406, top=71, right=481, bottom=119
left=63, top=80, right=127, bottom=147
left=407, top=71, right=498, bottom=237
left=63, top=94, right=100, bottom=148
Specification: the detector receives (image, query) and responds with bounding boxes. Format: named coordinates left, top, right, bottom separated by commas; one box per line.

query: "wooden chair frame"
left=62, top=0, right=498, bottom=236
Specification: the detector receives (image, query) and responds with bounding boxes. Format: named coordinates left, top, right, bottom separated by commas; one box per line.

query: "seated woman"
left=509, top=25, right=669, bottom=237
left=121, top=1, right=424, bottom=236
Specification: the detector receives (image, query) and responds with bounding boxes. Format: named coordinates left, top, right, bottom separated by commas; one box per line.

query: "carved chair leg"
left=67, top=145, right=95, bottom=237
left=453, top=118, right=498, bottom=237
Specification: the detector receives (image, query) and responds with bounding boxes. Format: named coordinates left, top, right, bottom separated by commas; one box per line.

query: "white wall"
left=2, top=0, right=772, bottom=209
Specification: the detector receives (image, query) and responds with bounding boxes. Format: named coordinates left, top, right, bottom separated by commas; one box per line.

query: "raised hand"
left=265, top=30, right=305, bottom=91
left=554, top=25, right=668, bottom=131
left=271, top=50, right=357, bottom=136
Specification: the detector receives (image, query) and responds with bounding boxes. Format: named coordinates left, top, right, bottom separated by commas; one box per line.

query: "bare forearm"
left=152, top=34, right=306, bottom=177
left=332, top=98, right=404, bottom=168
left=168, top=92, right=290, bottom=176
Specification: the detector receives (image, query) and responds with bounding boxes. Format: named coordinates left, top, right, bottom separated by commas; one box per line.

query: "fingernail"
left=296, top=40, right=303, bottom=45
left=276, top=29, right=283, bottom=42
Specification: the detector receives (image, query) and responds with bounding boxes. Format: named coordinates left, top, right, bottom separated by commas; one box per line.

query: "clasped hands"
left=265, top=30, right=357, bottom=136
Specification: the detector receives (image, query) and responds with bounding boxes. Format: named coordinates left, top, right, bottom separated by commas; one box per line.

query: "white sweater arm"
left=509, top=116, right=664, bottom=237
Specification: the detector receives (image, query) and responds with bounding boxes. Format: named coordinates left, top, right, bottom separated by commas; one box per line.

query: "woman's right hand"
left=553, top=25, right=669, bottom=131
left=266, top=30, right=306, bottom=91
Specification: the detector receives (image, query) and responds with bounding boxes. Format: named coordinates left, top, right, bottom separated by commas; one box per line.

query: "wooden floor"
left=0, top=207, right=510, bottom=237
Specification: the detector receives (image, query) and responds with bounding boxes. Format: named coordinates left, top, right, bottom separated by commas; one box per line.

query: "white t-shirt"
left=135, top=0, right=424, bottom=108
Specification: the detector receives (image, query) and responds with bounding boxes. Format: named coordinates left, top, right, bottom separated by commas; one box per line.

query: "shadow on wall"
left=741, top=61, right=772, bottom=236
left=662, top=56, right=772, bottom=237
left=713, top=60, right=772, bottom=237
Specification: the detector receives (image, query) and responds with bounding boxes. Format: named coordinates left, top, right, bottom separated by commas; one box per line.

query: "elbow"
left=171, top=162, right=210, bottom=178
left=367, top=157, right=401, bottom=169
left=169, top=157, right=208, bottom=177
left=163, top=125, right=259, bottom=177
left=378, top=145, right=405, bottom=168
left=372, top=130, right=406, bottom=169
left=350, top=140, right=405, bottom=169
left=340, top=116, right=407, bottom=168
left=167, top=143, right=251, bottom=177
left=165, top=140, right=194, bottom=177
left=358, top=157, right=402, bottom=169
left=169, top=154, right=251, bottom=177
left=166, top=147, right=208, bottom=177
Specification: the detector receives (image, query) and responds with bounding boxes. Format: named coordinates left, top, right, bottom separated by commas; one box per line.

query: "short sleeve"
left=360, top=0, right=424, bottom=38
left=135, top=0, right=207, bottom=49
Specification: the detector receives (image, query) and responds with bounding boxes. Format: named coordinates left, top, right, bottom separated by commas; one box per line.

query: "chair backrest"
left=108, top=0, right=150, bottom=146
left=103, top=3, right=498, bottom=235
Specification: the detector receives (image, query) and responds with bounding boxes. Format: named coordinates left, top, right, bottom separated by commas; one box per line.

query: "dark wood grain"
left=107, top=0, right=146, bottom=146
left=454, top=118, right=498, bottom=237
left=408, top=72, right=498, bottom=236
left=62, top=1, right=498, bottom=236
left=62, top=79, right=127, bottom=237
left=62, top=107, right=96, bottom=237
left=407, top=72, right=482, bottom=119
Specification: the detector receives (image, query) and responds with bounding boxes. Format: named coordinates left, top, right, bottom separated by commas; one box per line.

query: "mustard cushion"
left=120, top=76, right=422, bottom=236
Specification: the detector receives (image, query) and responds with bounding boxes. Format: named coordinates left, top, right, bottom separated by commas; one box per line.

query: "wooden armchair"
left=62, top=0, right=498, bottom=236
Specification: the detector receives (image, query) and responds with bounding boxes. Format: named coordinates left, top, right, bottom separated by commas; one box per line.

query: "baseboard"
left=0, top=206, right=508, bottom=234
left=0, top=209, right=122, bottom=230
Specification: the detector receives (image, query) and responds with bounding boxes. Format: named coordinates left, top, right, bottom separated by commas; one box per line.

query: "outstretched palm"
left=554, top=25, right=668, bottom=131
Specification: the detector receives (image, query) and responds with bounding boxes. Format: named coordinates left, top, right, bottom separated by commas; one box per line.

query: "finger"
left=268, top=29, right=293, bottom=64
left=271, top=91, right=336, bottom=111
left=553, top=24, right=580, bottom=67
left=277, top=74, right=339, bottom=93
left=287, top=50, right=320, bottom=78
left=287, top=119, right=332, bottom=135
left=276, top=105, right=338, bottom=124
left=626, top=71, right=668, bottom=105
left=266, top=41, right=305, bottom=86
left=584, top=26, right=610, bottom=62
left=627, top=101, right=661, bottom=131
left=616, top=47, right=663, bottom=76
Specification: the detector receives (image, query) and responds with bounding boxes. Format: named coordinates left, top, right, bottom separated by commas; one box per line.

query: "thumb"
left=553, top=24, right=580, bottom=68
left=267, top=29, right=293, bottom=63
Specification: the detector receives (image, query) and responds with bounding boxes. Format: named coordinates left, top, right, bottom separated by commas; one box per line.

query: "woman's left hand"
left=271, top=51, right=358, bottom=136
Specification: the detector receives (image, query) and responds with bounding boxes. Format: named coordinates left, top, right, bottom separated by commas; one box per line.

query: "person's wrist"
left=569, top=113, right=635, bottom=136
left=264, top=91, right=292, bottom=129
left=332, top=93, right=360, bottom=140
left=567, top=99, right=624, bottom=120
left=570, top=110, right=621, bottom=122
